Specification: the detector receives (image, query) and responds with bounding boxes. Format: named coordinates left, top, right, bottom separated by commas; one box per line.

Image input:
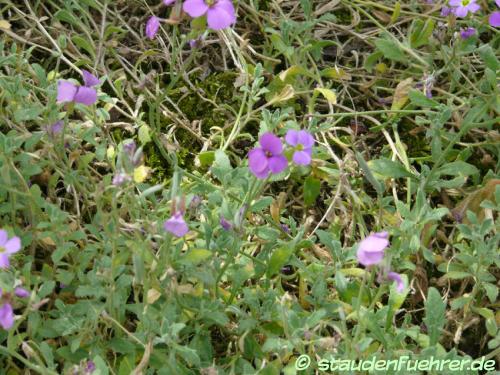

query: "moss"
left=171, top=71, right=239, bottom=133
left=146, top=71, right=239, bottom=182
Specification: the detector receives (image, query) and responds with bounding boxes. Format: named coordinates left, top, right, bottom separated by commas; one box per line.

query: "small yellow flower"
left=133, top=165, right=150, bottom=183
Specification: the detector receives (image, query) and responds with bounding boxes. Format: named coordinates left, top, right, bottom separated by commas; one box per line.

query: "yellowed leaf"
left=268, top=84, right=295, bottom=105
left=391, top=77, right=413, bottom=113
left=0, top=20, right=11, bottom=31
left=314, top=88, right=337, bottom=104
left=147, top=289, right=161, bottom=304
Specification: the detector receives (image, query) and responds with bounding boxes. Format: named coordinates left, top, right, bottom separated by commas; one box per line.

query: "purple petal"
left=73, top=87, right=97, bottom=106
left=259, top=132, right=283, bottom=155
left=56, top=81, right=77, bottom=103
left=460, top=27, right=476, bottom=39
left=373, top=231, right=389, bottom=239
left=145, top=16, right=160, bottom=39
left=297, top=130, right=315, bottom=148
left=356, top=233, right=389, bottom=267
left=48, top=121, right=64, bottom=135
left=448, top=0, right=461, bottom=5
left=467, top=3, right=480, bottom=13
left=0, top=230, right=7, bottom=246
left=183, top=0, right=209, bottom=17
left=207, top=1, right=236, bottom=29
left=14, top=287, right=30, bottom=298
left=220, top=217, right=232, bottom=231
left=164, top=212, right=189, bottom=237
left=497, top=0, right=500, bottom=8
left=387, top=272, right=405, bottom=293
left=453, top=6, right=468, bottom=18
left=490, top=11, right=500, bottom=27
left=4, top=236, right=21, bottom=254
left=0, top=303, right=14, bottom=330
left=292, top=150, right=312, bottom=165
left=82, top=70, right=99, bottom=87
left=440, top=6, right=451, bottom=16
left=268, top=155, right=288, bottom=174
left=0, top=254, right=9, bottom=269
left=248, top=148, right=268, bottom=175
left=163, top=0, right=176, bottom=4
left=285, top=130, right=299, bottom=147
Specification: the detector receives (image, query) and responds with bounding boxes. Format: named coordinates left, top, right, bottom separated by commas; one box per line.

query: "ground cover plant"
left=0, top=0, right=499, bottom=373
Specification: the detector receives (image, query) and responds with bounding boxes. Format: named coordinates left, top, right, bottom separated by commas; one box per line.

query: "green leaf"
left=198, top=151, right=215, bottom=167
left=423, top=287, right=446, bottom=346
left=369, top=158, right=415, bottom=179
left=303, top=176, right=321, bottom=205
left=138, top=124, right=151, bottom=145
left=374, top=38, right=406, bottom=62
left=409, top=90, right=439, bottom=108
left=267, top=246, right=294, bottom=277
left=410, top=19, right=435, bottom=48
left=478, top=45, right=499, bottom=71
left=71, top=35, right=95, bottom=59
left=180, top=249, right=213, bottom=265
left=355, top=152, right=383, bottom=195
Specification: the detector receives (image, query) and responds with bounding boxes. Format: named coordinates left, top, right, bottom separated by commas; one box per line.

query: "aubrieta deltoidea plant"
left=0, top=0, right=499, bottom=373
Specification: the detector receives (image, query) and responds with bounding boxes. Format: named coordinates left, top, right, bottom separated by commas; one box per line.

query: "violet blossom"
left=459, top=27, right=476, bottom=39
left=220, top=216, right=232, bottom=231
left=248, top=132, right=287, bottom=179
left=490, top=11, right=500, bottom=27
left=285, top=129, right=315, bottom=166
left=0, top=303, right=14, bottom=330
left=387, top=272, right=405, bottom=293
left=14, top=287, right=30, bottom=298
left=164, top=212, right=189, bottom=237
left=449, top=0, right=480, bottom=18
left=183, top=0, right=236, bottom=30
left=0, top=230, right=21, bottom=269
left=145, top=16, right=161, bottom=39
left=57, top=70, right=99, bottom=106
left=356, top=231, right=389, bottom=267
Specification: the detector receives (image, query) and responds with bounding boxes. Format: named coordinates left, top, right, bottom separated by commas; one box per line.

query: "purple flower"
left=14, top=287, right=30, bottom=298
left=47, top=120, right=64, bottom=135
left=0, top=303, right=14, bottom=330
left=123, top=141, right=137, bottom=157
left=112, top=173, right=131, bottom=186
left=387, top=272, right=405, bottom=293
left=285, top=130, right=315, bottom=165
left=280, top=224, right=290, bottom=234
left=449, top=0, right=480, bottom=18
left=164, top=0, right=176, bottom=4
left=459, top=27, right=476, bottom=39
left=220, top=216, right=232, bottom=231
left=57, top=70, right=99, bottom=106
left=145, top=16, right=161, bottom=39
left=85, top=360, right=96, bottom=374
left=0, top=230, right=22, bottom=269
left=183, top=0, right=236, bottom=30
left=356, top=231, right=389, bottom=267
left=497, top=0, right=500, bottom=7
left=440, top=6, right=452, bottom=16
left=490, top=11, right=500, bottom=27
left=164, top=212, right=189, bottom=237
left=248, top=133, right=288, bottom=179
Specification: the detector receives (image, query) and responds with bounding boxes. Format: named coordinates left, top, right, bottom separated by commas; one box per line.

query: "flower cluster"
left=441, top=0, right=500, bottom=27
left=0, top=229, right=29, bottom=330
left=356, top=231, right=405, bottom=293
left=145, top=0, right=236, bottom=40
left=248, top=130, right=315, bottom=179
left=57, top=70, right=100, bottom=106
